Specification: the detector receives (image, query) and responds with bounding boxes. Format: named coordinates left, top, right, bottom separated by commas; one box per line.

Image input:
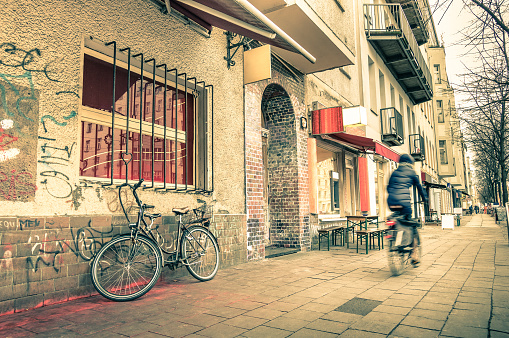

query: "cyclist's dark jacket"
left=387, top=154, right=427, bottom=215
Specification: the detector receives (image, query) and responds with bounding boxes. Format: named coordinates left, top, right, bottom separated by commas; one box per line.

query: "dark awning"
left=169, top=0, right=316, bottom=63
left=322, top=133, right=400, bottom=162
left=423, top=181, right=448, bottom=190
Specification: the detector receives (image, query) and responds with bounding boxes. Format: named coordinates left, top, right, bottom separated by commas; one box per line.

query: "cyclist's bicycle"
left=90, top=178, right=220, bottom=301
left=385, top=210, right=421, bottom=276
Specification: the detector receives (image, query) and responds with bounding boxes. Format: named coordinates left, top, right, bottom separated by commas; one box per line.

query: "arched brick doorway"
left=261, top=84, right=305, bottom=251
left=244, top=74, right=310, bottom=260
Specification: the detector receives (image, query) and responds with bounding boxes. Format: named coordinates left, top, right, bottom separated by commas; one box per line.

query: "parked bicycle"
left=385, top=211, right=421, bottom=276
left=90, top=178, right=219, bottom=301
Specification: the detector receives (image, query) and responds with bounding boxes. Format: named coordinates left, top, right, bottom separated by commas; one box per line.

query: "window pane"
left=434, top=65, right=441, bottom=84
left=81, top=54, right=197, bottom=187
left=317, top=148, right=335, bottom=213
left=82, top=54, right=141, bottom=113
left=439, top=140, right=447, bottom=164
left=83, top=54, right=194, bottom=133
left=437, top=100, right=444, bottom=123
left=80, top=122, right=192, bottom=185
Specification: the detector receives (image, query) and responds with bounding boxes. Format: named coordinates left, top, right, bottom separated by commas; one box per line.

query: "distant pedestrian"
left=475, top=205, right=479, bottom=214
left=469, top=205, right=473, bottom=215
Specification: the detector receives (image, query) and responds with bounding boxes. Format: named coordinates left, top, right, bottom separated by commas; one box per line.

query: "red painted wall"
left=358, top=157, right=370, bottom=212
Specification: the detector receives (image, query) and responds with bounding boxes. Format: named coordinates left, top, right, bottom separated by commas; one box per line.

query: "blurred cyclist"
left=387, top=154, right=428, bottom=264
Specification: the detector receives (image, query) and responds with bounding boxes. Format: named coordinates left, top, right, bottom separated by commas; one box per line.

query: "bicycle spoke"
left=91, top=235, right=161, bottom=301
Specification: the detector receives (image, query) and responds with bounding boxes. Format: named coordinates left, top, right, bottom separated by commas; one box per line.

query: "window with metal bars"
left=79, top=38, right=213, bottom=192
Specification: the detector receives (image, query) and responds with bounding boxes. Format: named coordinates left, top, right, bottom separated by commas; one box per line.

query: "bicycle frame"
left=91, top=179, right=219, bottom=302
left=118, top=179, right=216, bottom=267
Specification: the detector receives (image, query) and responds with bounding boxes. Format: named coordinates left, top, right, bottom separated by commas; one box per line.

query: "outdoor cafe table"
left=345, top=215, right=379, bottom=248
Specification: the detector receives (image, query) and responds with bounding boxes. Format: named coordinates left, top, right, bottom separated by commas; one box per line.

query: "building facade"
left=0, top=0, right=470, bottom=314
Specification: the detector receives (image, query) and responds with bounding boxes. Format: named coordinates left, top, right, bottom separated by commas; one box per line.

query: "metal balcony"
left=409, top=133, right=425, bottom=161
left=381, top=107, right=404, bottom=146
left=385, top=0, right=429, bottom=45
left=364, top=4, right=432, bottom=104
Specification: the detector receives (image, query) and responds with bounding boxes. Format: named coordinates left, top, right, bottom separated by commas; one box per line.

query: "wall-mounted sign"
left=244, top=45, right=272, bottom=85
left=311, top=106, right=343, bottom=135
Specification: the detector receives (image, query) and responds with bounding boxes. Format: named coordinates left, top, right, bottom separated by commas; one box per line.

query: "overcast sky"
left=428, top=0, right=478, bottom=104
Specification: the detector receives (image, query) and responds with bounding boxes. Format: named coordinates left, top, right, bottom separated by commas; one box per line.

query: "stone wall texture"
left=0, top=213, right=246, bottom=314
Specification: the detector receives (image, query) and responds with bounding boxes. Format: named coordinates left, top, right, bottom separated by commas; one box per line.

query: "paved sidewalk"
left=2, top=214, right=509, bottom=337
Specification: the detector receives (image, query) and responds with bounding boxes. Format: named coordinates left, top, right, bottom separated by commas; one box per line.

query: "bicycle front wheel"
left=181, top=226, right=219, bottom=281
left=91, top=235, right=162, bottom=301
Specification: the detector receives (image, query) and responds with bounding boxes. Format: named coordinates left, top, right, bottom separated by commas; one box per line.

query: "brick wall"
left=244, top=57, right=310, bottom=259
left=0, top=214, right=246, bottom=314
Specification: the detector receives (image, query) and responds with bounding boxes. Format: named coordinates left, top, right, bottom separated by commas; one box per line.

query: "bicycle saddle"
left=144, top=213, right=161, bottom=219
left=172, top=207, right=189, bottom=215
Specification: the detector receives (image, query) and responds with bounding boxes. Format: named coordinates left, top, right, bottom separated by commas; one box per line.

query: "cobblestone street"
left=2, top=213, right=508, bottom=337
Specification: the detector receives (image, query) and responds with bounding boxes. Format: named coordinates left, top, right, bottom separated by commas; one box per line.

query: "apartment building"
left=351, top=0, right=469, bottom=220
left=428, top=43, right=470, bottom=215
left=348, top=0, right=437, bottom=221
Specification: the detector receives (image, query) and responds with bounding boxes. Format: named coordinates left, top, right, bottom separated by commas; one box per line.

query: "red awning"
left=312, top=106, right=343, bottom=135
left=375, top=142, right=400, bottom=163
left=324, top=133, right=400, bottom=162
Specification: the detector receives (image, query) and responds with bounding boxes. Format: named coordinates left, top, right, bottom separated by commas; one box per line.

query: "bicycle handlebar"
left=134, top=178, right=144, bottom=190
left=118, top=178, right=146, bottom=221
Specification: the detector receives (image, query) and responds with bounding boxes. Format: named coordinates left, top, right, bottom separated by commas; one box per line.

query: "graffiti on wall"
left=25, top=220, right=115, bottom=275
left=0, top=42, right=78, bottom=203
left=0, top=73, right=38, bottom=201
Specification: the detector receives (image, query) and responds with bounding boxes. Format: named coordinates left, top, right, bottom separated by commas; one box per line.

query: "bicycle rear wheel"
left=387, top=239, right=406, bottom=276
left=91, top=234, right=162, bottom=301
left=181, top=226, right=219, bottom=281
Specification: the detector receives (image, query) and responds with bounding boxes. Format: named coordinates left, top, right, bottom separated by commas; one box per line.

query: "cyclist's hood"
left=399, top=154, right=414, bottom=164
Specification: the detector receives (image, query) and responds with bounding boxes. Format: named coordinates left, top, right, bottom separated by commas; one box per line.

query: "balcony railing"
left=380, top=107, right=404, bottom=146
left=385, top=0, right=429, bottom=45
left=409, top=133, right=425, bottom=161
left=364, top=4, right=432, bottom=103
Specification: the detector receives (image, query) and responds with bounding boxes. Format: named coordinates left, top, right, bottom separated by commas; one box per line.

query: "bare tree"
left=472, top=150, right=500, bottom=203
left=434, top=0, right=509, bottom=203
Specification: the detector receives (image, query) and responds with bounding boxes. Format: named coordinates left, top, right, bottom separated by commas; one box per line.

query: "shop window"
left=80, top=40, right=213, bottom=192
left=330, top=171, right=340, bottom=211
left=317, top=147, right=336, bottom=213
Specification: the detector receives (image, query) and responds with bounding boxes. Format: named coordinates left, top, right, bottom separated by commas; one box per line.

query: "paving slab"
left=390, top=324, right=440, bottom=338
left=288, top=327, right=338, bottom=338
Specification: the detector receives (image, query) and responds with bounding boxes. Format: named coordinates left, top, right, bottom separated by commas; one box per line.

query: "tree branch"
left=471, top=0, right=509, bottom=35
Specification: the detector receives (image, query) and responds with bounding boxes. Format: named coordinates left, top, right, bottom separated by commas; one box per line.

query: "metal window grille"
left=80, top=38, right=214, bottom=193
